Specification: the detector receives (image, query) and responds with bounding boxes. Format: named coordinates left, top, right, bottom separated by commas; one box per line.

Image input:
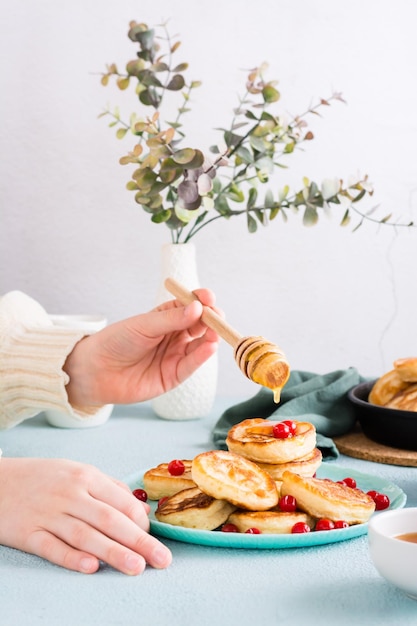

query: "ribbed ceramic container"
left=151, top=243, right=218, bottom=420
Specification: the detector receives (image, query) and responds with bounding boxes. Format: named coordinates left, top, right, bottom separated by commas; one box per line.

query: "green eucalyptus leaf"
left=341, top=209, right=351, bottom=226
left=255, top=209, right=265, bottom=224
left=148, top=194, right=163, bottom=209
left=172, top=62, right=189, bottom=72
left=264, top=189, right=274, bottom=209
left=166, top=74, right=185, bottom=91
left=269, top=206, right=280, bottom=220
left=247, top=213, right=258, bottom=233
left=352, top=188, right=366, bottom=203
left=134, top=192, right=151, bottom=206
left=151, top=209, right=172, bottom=223
left=127, top=23, right=150, bottom=43
left=236, top=146, right=253, bottom=164
left=132, top=166, right=157, bottom=189
left=151, top=62, right=170, bottom=72
left=250, top=135, right=268, bottom=152
left=303, top=206, right=319, bottom=226
left=262, top=85, right=280, bottom=103
left=172, top=148, right=195, bottom=164
left=172, top=148, right=204, bottom=168
left=284, top=142, right=295, bottom=154
left=126, top=59, right=145, bottom=77
left=135, top=28, right=155, bottom=50
left=226, top=183, right=245, bottom=203
left=246, top=187, right=258, bottom=209
left=117, top=77, right=130, bottom=90
left=224, top=130, right=244, bottom=148
left=116, top=127, right=128, bottom=139
left=139, top=89, right=154, bottom=106
left=214, top=195, right=232, bottom=216
left=260, top=111, right=277, bottom=122
left=380, top=213, right=393, bottom=223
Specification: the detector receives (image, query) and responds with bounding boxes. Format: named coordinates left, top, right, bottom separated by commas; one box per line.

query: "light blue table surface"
left=1, top=398, right=417, bottom=626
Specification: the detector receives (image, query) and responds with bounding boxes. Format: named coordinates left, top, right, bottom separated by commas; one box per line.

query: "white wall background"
left=1, top=0, right=416, bottom=399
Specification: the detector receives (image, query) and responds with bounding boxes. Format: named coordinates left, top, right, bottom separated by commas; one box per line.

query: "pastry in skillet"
left=256, top=447, right=322, bottom=481
left=368, top=369, right=410, bottom=406
left=154, top=486, right=236, bottom=530
left=226, top=509, right=315, bottom=534
left=191, top=450, right=279, bottom=511
left=226, top=417, right=316, bottom=464
left=385, top=383, right=417, bottom=411
left=280, top=471, right=375, bottom=524
left=143, top=460, right=195, bottom=500
left=393, top=357, right=417, bottom=383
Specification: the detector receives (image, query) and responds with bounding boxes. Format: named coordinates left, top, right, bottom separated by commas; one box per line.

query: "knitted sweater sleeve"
left=0, top=291, right=104, bottom=429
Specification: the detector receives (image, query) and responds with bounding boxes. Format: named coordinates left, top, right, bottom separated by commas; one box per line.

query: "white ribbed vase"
left=151, top=243, right=218, bottom=420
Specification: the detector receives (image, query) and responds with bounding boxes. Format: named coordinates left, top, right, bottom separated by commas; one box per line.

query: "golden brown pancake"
left=280, top=471, right=375, bottom=524
left=226, top=417, right=316, bottom=463
left=143, top=460, right=195, bottom=500
left=154, top=487, right=236, bottom=530
left=191, top=449, right=279, bottom=511
left=368, top=369, right=410, bottom=406
left=394, top=357, right=417, bottom=383
left=226, top=509, right=315, bottom=534
left=256, top=447, right=322, bottom=480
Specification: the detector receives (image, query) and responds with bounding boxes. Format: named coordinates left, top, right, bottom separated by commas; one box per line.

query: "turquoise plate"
left=125, top=464, right=406, bottom=549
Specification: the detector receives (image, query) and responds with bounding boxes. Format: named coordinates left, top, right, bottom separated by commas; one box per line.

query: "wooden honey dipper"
left=164, top=277, right=291, bottom=403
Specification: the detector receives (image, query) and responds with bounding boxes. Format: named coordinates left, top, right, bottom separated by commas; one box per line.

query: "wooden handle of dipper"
left=164, top=277, right=242, bottom=348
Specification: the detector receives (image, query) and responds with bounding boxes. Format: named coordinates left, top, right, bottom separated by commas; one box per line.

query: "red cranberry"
left=315, top=518, right=335, bottom=531
left=367, top=490, right=390, bottom=510
left=291, top=522, right=311, bottom=534
left=282, top=420, right=297, bottom=435
left=168, top=459, right=185, bottom=476
left=341, top=477, right=357, bottom=489
left=334, top=520, right=349, bottom=529
left=132, top=488, right=148, bottom=502
left=245, top=527, right=261, bottom=534
left=221, top=523, right=239, bottom=533
left=273, top=422, right=291, bottom=439
left=279, top=495, right=297, bottom=512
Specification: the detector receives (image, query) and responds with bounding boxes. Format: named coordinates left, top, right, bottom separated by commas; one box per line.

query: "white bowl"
left=49, top=314, right=108, bottom=332
left=44, top=404, right=114, bottom=428
left=368, top=507, right=417, bottom=599
left=45, top=313, right=111, bottom=428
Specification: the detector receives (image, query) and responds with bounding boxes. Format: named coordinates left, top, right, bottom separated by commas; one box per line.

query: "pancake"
left=154, top=487, right=236, bottom=530
left=226, top=509, right=315, bottom=534
left=368, top=369, right=410, bottom=406
left=256, top=447, right=322, bottom=480
left=143, top=460, right=195, bottom=500
left=394, top=357, right=417, bottom=383
left=280, top=471, right=375, bottom=524
left=226, top=417, right=316, bottom=464
left=385, top=383, right=417, bottom=411
left=191, top=450, right=279, bottom=511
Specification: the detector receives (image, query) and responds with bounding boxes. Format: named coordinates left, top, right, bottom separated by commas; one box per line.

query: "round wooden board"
left=334, top=424, right=417, bottom=467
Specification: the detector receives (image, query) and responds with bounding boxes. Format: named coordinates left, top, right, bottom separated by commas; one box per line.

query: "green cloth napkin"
left=212, top=368, right=367, bottom=460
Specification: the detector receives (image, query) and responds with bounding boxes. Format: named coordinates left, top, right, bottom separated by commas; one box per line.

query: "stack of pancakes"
left=369, top=357, right=417, bottom=411
left=143, top=417, right=375, bottom=533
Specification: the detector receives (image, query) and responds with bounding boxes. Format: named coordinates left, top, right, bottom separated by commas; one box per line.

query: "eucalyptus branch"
left=99, top=20, right=408, bottom=244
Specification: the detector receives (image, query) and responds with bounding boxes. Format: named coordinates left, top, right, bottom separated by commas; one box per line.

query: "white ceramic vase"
left=151, top=243, right=218, bottom=420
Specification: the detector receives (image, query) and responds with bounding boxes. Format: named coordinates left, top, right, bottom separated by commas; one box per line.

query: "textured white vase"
left=151, top=243, right=218, bottom=420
